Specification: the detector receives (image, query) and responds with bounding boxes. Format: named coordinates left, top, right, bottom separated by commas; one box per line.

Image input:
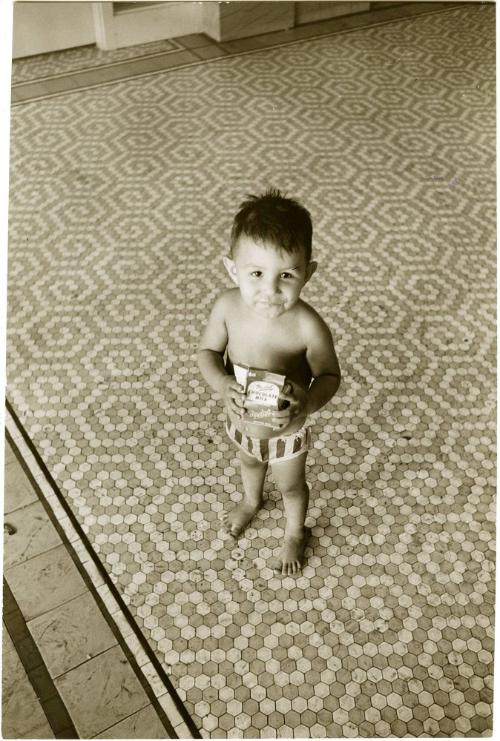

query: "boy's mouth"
left=257, top=301, right=285, bottom=316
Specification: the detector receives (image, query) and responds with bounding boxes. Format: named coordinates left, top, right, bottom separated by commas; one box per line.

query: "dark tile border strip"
left=174, top=33, right=218, bottom=50
left=5, top=400, right=201, bottom=740
left=12, top=41, right=184, bottom=87
left=11, top=49, right=198, bottom=104
left=3, top=579, right=79, bottom=739
left=10, top=2, right=468, bottom=105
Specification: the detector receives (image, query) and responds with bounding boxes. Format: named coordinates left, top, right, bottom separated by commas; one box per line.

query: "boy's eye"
left=281, top=272, right=293, bottom=279
left=251, top=271, right=262, bottom=278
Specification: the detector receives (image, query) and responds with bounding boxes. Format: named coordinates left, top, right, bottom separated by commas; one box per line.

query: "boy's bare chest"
left=226, top=311, right=307, bottom=376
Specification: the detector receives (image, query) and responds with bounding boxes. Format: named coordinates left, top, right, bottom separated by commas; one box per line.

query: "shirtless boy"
left=198, top=189, right=341, bottom=575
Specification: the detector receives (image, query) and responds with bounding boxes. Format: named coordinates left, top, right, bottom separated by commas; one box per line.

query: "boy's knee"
left=281, top=482, right=309, bottom=500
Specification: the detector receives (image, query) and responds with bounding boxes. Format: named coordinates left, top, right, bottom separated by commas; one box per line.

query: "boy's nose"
left=264, top=277, right=280, bottom=295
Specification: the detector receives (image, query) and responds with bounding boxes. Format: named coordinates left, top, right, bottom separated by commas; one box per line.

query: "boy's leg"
left=271, top=452, right=310, bottom=576
left=223, top=448, right=268, bottom=537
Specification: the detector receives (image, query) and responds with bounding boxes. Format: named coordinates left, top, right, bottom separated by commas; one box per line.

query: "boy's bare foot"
left=275, top=527, right=311, bottom=576
left=222, top=500, right=262, bottom=538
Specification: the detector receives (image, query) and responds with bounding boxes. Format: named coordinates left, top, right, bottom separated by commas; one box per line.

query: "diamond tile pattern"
left=7, top=5, right=495, bottom=737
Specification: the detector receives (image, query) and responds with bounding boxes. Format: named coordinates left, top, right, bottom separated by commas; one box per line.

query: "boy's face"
left=223, top=236, right=317, bottom=319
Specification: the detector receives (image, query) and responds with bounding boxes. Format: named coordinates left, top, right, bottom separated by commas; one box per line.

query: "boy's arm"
left=197, top=294, right=246, bottom=414
left=279, top=312, right=341, bottom=420
left=304, top=314, right=341, bottom=414
left=197, top=294, right=230, bottom=394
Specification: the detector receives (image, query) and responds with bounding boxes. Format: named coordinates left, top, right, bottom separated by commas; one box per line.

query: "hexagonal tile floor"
left=7, top=4, right=495, bottom=737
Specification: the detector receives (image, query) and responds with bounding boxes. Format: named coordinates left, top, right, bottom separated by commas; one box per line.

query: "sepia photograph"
left=1, top=0, right=495, bottom=738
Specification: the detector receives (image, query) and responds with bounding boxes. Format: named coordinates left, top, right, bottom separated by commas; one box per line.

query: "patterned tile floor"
left=6, top=4, right=496, bottom=737
left=3, top=428, right=183, bottom=738
left=10, top=3, right=461, bottom=105
left=11, top=38, right=180, bottom=84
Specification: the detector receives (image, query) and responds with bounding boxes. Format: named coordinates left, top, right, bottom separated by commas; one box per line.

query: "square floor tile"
left=192, top=45, right=227, bottom=60
left=4, top=500, right=61, bottom=569
left=4, top=453, right=38, bottom=513
left=175, top=33, right=211, bottom=49
left=95, top=703, right=170, bottom=738
left=28, top=591, right=117, bottom=678
left=54, top=645, right=149, bottom=737
left=5, top=545, right=87, bottom=621
left=2, top=631, right=55, bottom=739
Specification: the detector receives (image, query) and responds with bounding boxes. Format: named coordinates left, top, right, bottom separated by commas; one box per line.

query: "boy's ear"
left=222, top=256, right=239, bottom=285
left=305, top=261, right=318, bottom=283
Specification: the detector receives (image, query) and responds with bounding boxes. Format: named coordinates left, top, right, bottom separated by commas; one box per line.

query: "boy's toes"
left=227, top=524, right=242, bottom=538
left=222, top=501, right=260, bottom=538
left=221, top=513, right=240, bottom=537
left=280, top=560, right=300, bottom=576
left=222, top=502, right=260, bottom=538
left=275, top=528, right=311, bottom=576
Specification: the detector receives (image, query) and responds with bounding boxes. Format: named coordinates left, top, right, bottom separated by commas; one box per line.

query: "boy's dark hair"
left=230, top=188, right=313, bottom=261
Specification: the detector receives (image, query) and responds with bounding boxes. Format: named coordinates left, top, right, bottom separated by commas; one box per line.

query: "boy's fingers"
left=230, top=383, right=245, bottom=394
left=271, top=414, right=286, bottom=427
left=280, top=388, right=301, bottom=405
left=273, top=408, right=292, bottom=418
left=228, top=390, right=245, bottom=403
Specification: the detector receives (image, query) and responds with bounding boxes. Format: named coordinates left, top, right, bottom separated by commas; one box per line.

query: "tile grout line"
left=10, top=3, right=465, bottom=106
left=5, top=402, right=199, bottom=739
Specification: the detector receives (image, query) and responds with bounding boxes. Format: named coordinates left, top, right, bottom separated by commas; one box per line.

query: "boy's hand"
left=221, top=376, right=246, bottom=417
left=272, top=381, right=310, bottom=428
